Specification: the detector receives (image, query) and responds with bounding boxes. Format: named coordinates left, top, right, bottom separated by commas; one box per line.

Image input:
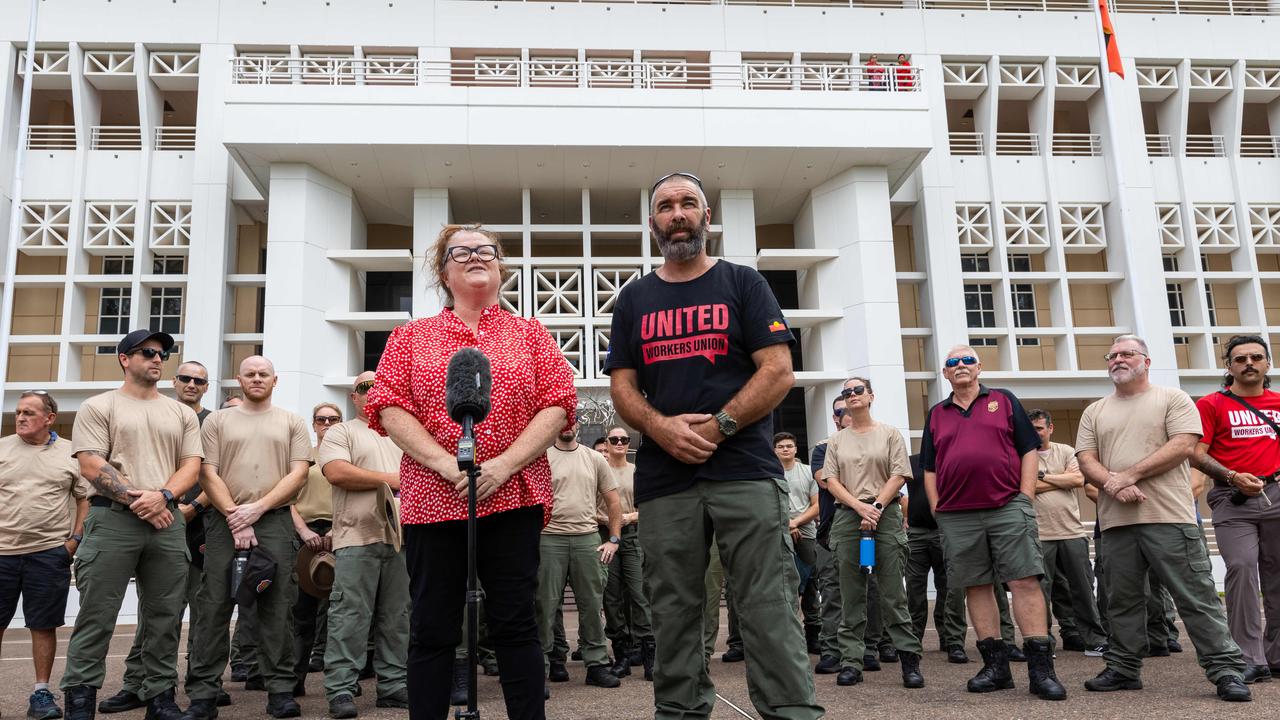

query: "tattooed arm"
left=76, top=451, right=172, bottom=529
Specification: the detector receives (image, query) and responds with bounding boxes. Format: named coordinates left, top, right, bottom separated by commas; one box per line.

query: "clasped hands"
left=127, top=489, right=174, bottom=529
left=440, top=454, right=518, bottom=504
left=651, top=413, right=722, bottom=464
left=1102, top=470, right=1146, bottom=503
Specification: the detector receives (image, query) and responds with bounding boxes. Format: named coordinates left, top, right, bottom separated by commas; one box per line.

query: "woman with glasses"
left=820, top=377, right=925, bottom=690
left=364, top=224, right=576, bottom=720
left=597, top=425, right=654, bottom=681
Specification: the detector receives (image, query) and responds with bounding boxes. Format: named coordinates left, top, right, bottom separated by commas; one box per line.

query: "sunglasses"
left=1103, top=350, right=1146, bottom=362
left=313, top=416, right=342, bottom=425
left=841, top=386, right=868, bottom=398
left=1231, top=353, right=1268, bottom=364
left=651, top=171, right=704, bottom=195
left=175, top=374, right=208, bottom=386
left=607, top=436, right=631, bottom=445
left=446, top=244, right=499, bottom=264
left=129, top=347, right=171, bottom=361
left=944, top=356, right=978, bottom=368
left=355, top=380, right=375, bottom=395
left=833, top=408, right=845, bottom=418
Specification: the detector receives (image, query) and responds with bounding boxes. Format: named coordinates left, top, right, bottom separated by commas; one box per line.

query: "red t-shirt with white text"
left=1196, top=389, right=1280, bottom=476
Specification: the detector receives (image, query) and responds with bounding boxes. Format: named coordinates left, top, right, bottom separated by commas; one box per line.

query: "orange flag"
left=1099, top=0, right=1125, bottom=78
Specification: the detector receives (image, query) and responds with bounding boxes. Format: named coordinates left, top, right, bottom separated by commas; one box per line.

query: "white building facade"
left=2, top=0, right=1279, bottom=453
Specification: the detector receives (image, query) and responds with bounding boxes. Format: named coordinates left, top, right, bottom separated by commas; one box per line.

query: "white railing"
left=1185, top=134, right=1226, bottom=157
left=995, top=132, right=1041, bottom=156
left=26, top=125, right=76, bottom=149
left=155, top=126, right=196, bottom=151
left=90, top=126, right=143, bottom=150
left=1240, top=135, right=1280, bottom=158
left=150, top=51, right=200, bottom=76
left=230, top=56, right=924, bottom=91
left=16, top=50, right=70, bottom=75
left=949, top=131, right=985, bottom=155
left=1051, top=133, right=1102, bottom=156
left=461, top=0, right=1279, bottom=15
left=1146, top=133, right=1173, bottom=157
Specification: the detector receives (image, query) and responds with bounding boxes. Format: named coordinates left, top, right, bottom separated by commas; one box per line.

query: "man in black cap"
left=61, top=330, right=204, bottom=720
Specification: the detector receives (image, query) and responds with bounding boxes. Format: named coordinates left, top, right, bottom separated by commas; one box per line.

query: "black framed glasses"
left=313, top=416, right=342, bottom=426
left=129, top=347, right=171, bottom=361
left=607, top=436, right=631, bottom=445
left=446, top=244, right=499, bottom=264
left=833, top=408, right=845, bottom=418
left=1231, top=353, right=1268, bottom=364
left=1103, top=350, right=1147, bottom=362
left=355, top=380, right=375, bottom=395
left=841, top=386, right=868, bottom=398
left=651, top=171, right=703, bottom=195
left=175, top=374, right=208, bottom=386
left=944, top=356, right=979, bottom=368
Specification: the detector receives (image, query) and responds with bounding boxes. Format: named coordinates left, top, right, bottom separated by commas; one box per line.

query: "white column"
left=261, top=163, right=362, bottom=415
left=718, top=189, right=757, bottom=268
left=412, top=188, right=449, bottom=319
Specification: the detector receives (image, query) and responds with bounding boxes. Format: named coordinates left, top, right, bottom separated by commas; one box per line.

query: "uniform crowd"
left=1, top=171, right=1277, bottom=720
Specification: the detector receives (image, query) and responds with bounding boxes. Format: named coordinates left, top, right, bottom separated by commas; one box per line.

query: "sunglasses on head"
left=314, top=416, right=342, bottom=425
left=175, top=374, right=208, bottom=386
left=944, top=356, right=979, bottom=368
left=841, top=386, right=868, bottom=398
left=651, top=171, right=704, bottom=195
left=355, top=380, right=375, bottom=395
left=607, top=436, right=631, bottom=445
left=129, top=347, right=171, bottom=361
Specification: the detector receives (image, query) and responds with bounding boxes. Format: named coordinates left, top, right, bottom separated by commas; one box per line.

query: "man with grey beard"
left=605, top=172, right=822, bottom=719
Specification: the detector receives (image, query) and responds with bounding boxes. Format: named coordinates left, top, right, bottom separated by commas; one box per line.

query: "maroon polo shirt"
left=920, top=384, right=1040, bottom=512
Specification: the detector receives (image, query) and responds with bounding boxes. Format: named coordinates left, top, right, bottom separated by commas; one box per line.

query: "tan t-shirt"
left=545, top=444, right=617, bottom=535
left=294, top=448, right=334, bottom=523
left=319, top=418, right=404, bottom=550
left=1076, top=384, right=1202, bottom=530
left=597, top=462, right=637, bottom=521
left=1033, top=442, right=1086, bottom=541
left=71, top=390, right=203, bottom=495
left=201, top=405, right=312, bottom=505
left=0, top=434, right=89, bottom=554
left=822, top=422, right=912, bottom=504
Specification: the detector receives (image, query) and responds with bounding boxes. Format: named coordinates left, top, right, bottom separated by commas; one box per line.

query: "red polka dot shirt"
left=364, top=305, right=577, bottom=526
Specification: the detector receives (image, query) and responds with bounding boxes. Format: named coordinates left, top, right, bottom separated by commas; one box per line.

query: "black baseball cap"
left=235, top=546, right=278, bottom=607
left=117, top=329, right=175, bottom=356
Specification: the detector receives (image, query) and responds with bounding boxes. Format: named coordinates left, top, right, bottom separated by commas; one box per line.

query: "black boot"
left=1024, top=638, right=1066, bottom=701
left=899, top=651, right=924, bottom=689
left=65, top=686, right=97, bottom=720
left=144, top=688, right=185, bottom=720
left=265, top=692, right=301, bottom=719
left=967, top=638, right=1015, bottom=693
left=450, top=659, right=469, bottom=706
left=805, top=625, right=822, bottom=655
left=610, top=642, right=631, bottom=678
left=99, top=689, right=145, bottom=714
left=181, top=698, right=218, bottom=720
left=641, top=638, right=656, bottom=682
left=585, top=664, right=621, bottom=688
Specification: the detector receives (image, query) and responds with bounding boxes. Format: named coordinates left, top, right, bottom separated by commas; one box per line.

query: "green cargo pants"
left=830, top=504, right=921, bottom=669
left=120, top=557, right=201, bottom=694
left=702, top=540, right=742, bottom=661
left=1040, top=537, right=1106, bottom=646
left=61, top=504, right=189, bottom=700
left=640, top=478, right=823, bottom=720
left=324, top=542, right=409, bottom=702
left=603, top=524, right=652, bottom=646
left=904, top=527, right=967, bottom=649
left=1101, top=523, right=1245, bottom=682
left=229, top=605, right=258, bottom=675
left=186, top=510, right=299, bottom=699
left=535, top=532, right=609, bottom=673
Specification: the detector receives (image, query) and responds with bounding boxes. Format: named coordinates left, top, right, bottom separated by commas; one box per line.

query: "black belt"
left=89, top=496, right=129, bottom=510
left=837, top=497, right=899, bottom=512
left=1212, top=471, right=1279, bottom=489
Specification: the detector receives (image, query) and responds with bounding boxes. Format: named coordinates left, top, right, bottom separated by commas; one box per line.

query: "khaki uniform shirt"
left=318, top=418, right=404, bottom=550
left=0, top=434, right=89, bottom=554
left=597, top=462, right=636, bottom=525
left=294, top=448, right=334, bottom=523
left=1033, top=442, right=1086, bottom=540
left=822, top=422, right=912, bottom=504
left=71, top=390, right=203, bottom=495
left=1076, top=384, right=1202, bottom=530
left=545, top=444, right=616, bottom=535
left=201, top=405, right=312, bottom=505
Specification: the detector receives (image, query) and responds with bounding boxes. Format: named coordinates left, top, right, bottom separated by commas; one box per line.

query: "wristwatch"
left=160, top=489, right=175, bottom=505
left=69, top=533, right=83, bottom=543
left=608, top=535, right=621, bottom=545
left=872, top=501, right=884, bottom=510
left=1038, top=470, right=1046, bottom=481
left=190, top=499, right=205, bottom=514
left=1226, top=470, right=1237, bottom=486
left=714, top=410, right=738, bottom=438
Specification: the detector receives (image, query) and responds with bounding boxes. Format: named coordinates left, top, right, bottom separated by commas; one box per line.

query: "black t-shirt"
left=810, top=441, right=836, bottom=526
left=605, top=260, right=795, bottom=503
left=904, top=453, right=938, bottom=530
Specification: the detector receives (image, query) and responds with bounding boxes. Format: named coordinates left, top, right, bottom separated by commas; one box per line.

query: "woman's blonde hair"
left=428, top=223, right=505, bottom=306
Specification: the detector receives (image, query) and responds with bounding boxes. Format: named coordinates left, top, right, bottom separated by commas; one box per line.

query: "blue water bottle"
left=859, top=529, right=876, bottom=575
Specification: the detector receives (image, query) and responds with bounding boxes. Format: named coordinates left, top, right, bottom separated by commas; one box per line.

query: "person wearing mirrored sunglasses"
left=921, top=345, right=1065, bottom=700
left=596, top=426, right=653, bottom=680
left=809, top=394, right=851, bottom=674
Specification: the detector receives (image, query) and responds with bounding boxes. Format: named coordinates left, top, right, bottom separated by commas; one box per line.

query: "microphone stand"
left=456, top=415, right=483, bottom=720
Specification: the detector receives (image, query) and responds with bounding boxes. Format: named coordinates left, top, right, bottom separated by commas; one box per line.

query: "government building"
left=2, top=0, right=1278, bottom=456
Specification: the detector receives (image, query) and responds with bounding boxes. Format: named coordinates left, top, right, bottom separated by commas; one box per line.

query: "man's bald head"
left=239, top=355, right=276, bottom=376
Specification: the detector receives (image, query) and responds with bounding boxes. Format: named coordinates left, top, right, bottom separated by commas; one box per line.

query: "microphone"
left=446, top=348, right=493, bottom=470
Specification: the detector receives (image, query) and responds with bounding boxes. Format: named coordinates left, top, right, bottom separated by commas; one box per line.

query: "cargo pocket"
left=73, top=548, right=100, bottom=587
left=1183, top=525, right=1211, bottom=573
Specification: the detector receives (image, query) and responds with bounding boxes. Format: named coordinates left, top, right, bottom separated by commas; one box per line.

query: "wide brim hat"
left=377, top=482, right=402, bottom=553
left=295, top=544, right=337, bottom=599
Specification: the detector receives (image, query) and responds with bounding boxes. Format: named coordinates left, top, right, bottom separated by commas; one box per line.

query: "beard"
left=1109, top=363, right=1147, bottom=384
left=653, top=215, right=708, bottom=262
left=558, top=432, right=576, bottom=443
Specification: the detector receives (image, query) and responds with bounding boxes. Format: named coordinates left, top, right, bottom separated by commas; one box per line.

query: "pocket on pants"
left=73, top=548, right=101, bottom=586
left=1182, top=525, right=1211, bottom=573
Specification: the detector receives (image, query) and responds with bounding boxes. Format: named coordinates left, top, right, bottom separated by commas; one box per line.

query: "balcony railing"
left=1051, top=133, right=1102, bottom=156
left=461, top=0, right=1279, bottom=16
left=949, top=131, right=985, bottom=155
left=90, top=126, right=143, bottom=150
left=995, top=132, right=1041, bottom=156
left=1185, top=134, right=1226, bottom=157
left=1240, top=135, right=1280, bottom=158
left=26, top=125, right=76, bottom=150
left=155, top=126, right=196, bottom=151
left=230, top=56, right=923, bottom=91
left=1146, top=133, right=1173, bottom=157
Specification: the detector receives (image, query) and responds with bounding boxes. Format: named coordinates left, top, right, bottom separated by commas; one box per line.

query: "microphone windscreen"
left=445, top=348, right=493, bottom=425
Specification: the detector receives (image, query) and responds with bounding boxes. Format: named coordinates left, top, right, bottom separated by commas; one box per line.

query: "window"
left=964, top=283, right=996, bottom=328
left=1016, top=337, right=1040, bottom=347
left=153, top=256, right=186, bottom=274
left=1007, top=254, right=1032, bottom=272
left=97, top=257, right=134, bottom=353
left=1205, top=284, right=1217, bottom=326
left=960, top=254, right=991, bottom=272
left=971, top=337, right=998, bottom=347
left=1167, top=283, right=1186, bottom=327
left=103, top=257, right=134, bottom=275
left=149, top=287, right=183, bottom=334
left=1010, top=283, right=1037, bottom=328
left=1162, top=255, right=1179, bottom=272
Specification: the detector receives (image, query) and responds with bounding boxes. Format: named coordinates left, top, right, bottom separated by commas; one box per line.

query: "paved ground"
left=2, top=608, right=1276, bottom=719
